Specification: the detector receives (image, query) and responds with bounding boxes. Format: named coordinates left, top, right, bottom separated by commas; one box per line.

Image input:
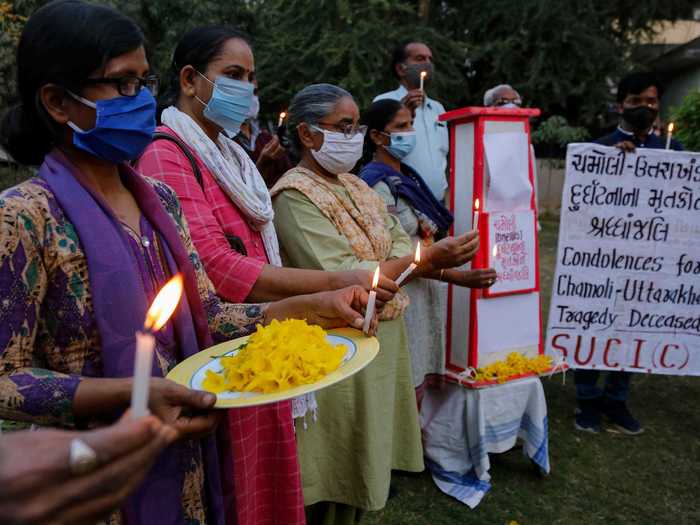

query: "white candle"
left=362, top=266, right=380, bottom=334
left=472, top=198, right=480, bottom=231
left=130, top=274, right=184, bottom=418
left=395, top=242, right=421, bottom=286
left=665, top=122, right=674, bottom=150
left=395, top=263, right=416, bottom=286
left=492, top=243, right=498, bottom=266
left=419, top=70, right=427, bottom=92
left=131, top=331, right=155, bottom=418
left=278, top=111, right=286, bottom=128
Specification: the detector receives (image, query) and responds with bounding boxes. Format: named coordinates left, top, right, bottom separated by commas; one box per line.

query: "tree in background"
left=0, top=1, right=30, bottom=109
left=251, top=0, right=468, bottom=117
left=670, top=89, right=700, bottom=151
left=429, top=0, right=695, bottom=125
left=0, top=0, right=695, bottom=130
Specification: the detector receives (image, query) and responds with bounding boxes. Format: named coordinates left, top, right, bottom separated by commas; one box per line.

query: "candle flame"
left=280, top=111, right=287, bottom=120
left=492, top=244, right=498, bottom=258
left=414, top=242, right=421, bottom=264
left=420, top=71, right=427, bottom=79
left=371, top=266, right=380, bottom=289
left=144, top=274, right=184, bottom=331
left=474, top=198, right=480, bottom=211
left=668, top=122, right=674, bottom=133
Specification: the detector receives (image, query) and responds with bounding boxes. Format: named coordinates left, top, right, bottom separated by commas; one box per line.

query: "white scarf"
left=161, top=106, right=315, bottom=421
left=161, top=106, right=282, bottom=266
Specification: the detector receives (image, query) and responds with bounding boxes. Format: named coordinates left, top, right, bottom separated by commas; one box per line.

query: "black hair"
left=617, top=72, right=664, bottom=103
left=360, top=99, right=403, bottom=166
left=162, top=25, right=251, bottom=112
left=390, top=39, right=426, bottom=79
left=0, top=0, right=145, bottom=165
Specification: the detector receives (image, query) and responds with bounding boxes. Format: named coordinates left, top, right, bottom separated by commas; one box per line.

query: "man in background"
left=575, top=72, right=682, bottom=437
left=374, top=41, right=450, bottom=202
left=597, top=72, right=683, bottom=151
left=483, top=83, right=541, bottom=230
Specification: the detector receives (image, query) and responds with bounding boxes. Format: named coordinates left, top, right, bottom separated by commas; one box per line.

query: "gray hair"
left=287, top=83, right=353, bottom=157
left=483, top=84, right=517, bottom=106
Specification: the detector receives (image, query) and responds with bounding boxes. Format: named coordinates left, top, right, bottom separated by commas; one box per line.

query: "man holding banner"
left=548, top=73, right=690, bottom=436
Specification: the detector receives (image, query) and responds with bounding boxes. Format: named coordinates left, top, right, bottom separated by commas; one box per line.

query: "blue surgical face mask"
left=383, top=130, right=416, bottom=160
left=196, top=73, right=254, bottom=136
left=67, top=88, right=156, bottom=163
left=248, top=95, right=260, bottom=119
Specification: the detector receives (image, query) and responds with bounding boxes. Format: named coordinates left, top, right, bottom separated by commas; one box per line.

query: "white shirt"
left=374, top=85, right=449, bottom=200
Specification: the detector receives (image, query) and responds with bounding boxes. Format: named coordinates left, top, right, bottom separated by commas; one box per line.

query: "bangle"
left=439, top=269, right=445, bottom=281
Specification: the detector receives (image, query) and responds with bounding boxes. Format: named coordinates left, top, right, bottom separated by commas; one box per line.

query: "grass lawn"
left=366, top=217, right=700, bottom=525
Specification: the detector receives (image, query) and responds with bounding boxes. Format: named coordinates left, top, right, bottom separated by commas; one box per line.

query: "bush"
left=532, top=115, right=589, bottom=158
left=670, top=90, right=700, bottom=152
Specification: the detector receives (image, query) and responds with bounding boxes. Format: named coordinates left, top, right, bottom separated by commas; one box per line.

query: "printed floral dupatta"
left=271, top=166, right=409, bottom=320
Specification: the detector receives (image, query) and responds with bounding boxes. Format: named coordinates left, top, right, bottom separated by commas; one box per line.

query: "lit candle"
left=472, top=198, right=480, bottom=231
left=492, top=243, right=498, bottom=265
left=665, top=122, right=674, bottom=150
left=277, top=111, right=287, bottom=128
left=362, top=266, right=380, bottom=334
left=395, top=242, right=421, bottom=286
left=131, top=274, right=184, bottom=418
left=419, top=70, right=427, bottom=92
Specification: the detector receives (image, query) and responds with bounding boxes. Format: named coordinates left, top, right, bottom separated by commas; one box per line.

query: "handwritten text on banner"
left=546, top=143, right=700, bottom=375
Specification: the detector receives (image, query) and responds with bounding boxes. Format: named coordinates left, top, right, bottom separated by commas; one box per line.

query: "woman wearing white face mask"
left=271, top=84, right=481, bottom=524
left=358, top=99, right=498, bottom=401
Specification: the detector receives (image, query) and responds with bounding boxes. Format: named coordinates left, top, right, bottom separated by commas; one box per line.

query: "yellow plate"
left=166, top=327, right=379, bottom=408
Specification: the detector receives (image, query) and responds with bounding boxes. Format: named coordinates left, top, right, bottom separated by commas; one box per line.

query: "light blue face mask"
left=383, top=130, right=417, bottom=160
left=196, top=72, right=254, bottom=136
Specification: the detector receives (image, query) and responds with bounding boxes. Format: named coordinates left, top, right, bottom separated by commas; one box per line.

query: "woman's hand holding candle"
left=424, top=231, right=480, bottom=273
left=331, top=269, right=399, bottom=307
left=264, top=285, right=378, bottom=335
left=432, top=268, right=497, bottom=288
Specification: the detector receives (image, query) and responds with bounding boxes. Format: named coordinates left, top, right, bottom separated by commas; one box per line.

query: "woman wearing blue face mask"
left=0, top=4, right=379, bottom=525
left=138, top=27, right=399, bottom=525
left=359, top=99, right=498, bottom=398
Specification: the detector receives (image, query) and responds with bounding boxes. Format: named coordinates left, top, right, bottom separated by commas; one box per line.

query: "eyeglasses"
left=313, top=122, right=368, bottom=139
left=494, top=98, right=522, bottom=107
left=81, top=75, right=159, bottom=97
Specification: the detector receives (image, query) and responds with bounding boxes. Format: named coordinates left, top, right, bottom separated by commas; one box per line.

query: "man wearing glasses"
left=374, top=41, right=449, bottom=203
left=483, top=84, right=541, bottom=231
left=483, top=84, right=522, bottom=108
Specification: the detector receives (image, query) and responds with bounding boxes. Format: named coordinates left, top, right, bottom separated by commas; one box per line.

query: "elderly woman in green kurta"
left=270, top=83, right=480, bottom=524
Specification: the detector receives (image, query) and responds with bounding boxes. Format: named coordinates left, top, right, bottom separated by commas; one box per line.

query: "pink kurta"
left=137, top=126, right=305, bottom=525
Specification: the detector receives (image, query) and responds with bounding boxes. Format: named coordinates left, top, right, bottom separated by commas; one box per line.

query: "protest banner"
left=546, top=143, right=700, bottom=375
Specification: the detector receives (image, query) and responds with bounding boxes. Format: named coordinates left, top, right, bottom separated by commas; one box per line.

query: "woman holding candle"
left=358, top=99, right=497, bottom=394
left=137, top=26, right=394, bottom=525
left=0, top=4, right=377, bottom=525
left=270, top=83, right=481, bottom=524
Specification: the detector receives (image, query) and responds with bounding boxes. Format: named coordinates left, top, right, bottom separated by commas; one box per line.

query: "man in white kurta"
left=374, top=41, right=449, bottom=202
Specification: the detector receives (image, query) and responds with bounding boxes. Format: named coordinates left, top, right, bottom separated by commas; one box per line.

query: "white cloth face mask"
left=309, top=125, right=364, bottom=174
